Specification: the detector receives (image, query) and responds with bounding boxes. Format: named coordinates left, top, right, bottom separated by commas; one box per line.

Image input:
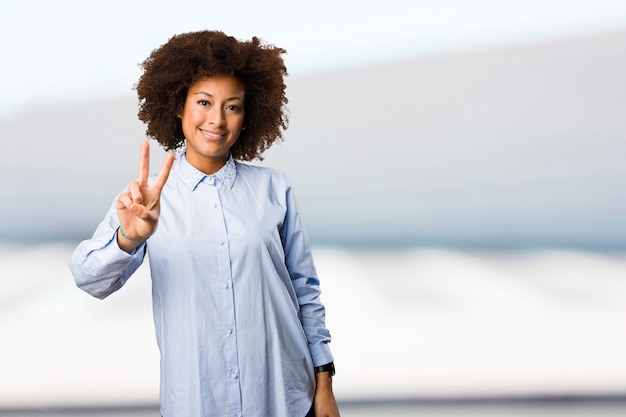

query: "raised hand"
left=116, top=140, right=175, bottom=252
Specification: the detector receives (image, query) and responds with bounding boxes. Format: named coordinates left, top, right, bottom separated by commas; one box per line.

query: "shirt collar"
left=178, top=150, right=237, bottom=191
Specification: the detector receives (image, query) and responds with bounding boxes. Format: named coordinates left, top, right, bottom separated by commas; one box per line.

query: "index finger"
left=153, top=152, right=175, bottom=191
left=137, top=140, right=150, bottom=186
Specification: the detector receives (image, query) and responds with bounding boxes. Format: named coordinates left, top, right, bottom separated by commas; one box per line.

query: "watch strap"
left=314, top=362, right=335, bottom=376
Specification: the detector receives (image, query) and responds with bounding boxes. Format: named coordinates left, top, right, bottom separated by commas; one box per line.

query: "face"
left=181, top=74, right=245, bottom=174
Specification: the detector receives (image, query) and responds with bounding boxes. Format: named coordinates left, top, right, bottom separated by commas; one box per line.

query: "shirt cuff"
left=309, top=342, right=334, bottom=368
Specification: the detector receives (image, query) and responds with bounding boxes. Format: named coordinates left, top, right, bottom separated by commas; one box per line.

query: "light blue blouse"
left=69, top=151, right=333, bottom=417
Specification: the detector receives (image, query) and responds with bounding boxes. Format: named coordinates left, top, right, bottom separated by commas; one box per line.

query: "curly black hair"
left=135, top=30, right=288, bottom=161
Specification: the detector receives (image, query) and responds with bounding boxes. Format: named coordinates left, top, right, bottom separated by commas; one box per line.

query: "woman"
left=69, top=30, right=340, bottom=417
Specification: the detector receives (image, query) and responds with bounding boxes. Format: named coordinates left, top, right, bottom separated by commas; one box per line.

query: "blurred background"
left=1, top=0, right=626, bottom=415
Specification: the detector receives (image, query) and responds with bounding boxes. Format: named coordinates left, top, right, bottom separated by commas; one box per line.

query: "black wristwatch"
left=314, top=362, right=335, bottom=376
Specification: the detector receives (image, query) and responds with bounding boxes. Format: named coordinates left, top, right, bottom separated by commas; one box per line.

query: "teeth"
left=201, top=129, right=225, bottom=138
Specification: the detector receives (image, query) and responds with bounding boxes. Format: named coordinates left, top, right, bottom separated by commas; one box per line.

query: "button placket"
left=212, top=188, right=241, bottom=412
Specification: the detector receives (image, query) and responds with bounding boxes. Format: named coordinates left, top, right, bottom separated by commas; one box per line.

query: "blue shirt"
left=69, top=152, right=333, bottom=417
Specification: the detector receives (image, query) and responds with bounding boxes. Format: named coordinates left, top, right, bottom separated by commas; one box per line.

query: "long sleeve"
left=280, top=182, right=334, bottom=367
left=69, top=199, right=146, bottom=300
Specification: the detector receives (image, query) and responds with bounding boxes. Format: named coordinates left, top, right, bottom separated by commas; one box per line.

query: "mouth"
left=199, top=129, right=227, bottom=140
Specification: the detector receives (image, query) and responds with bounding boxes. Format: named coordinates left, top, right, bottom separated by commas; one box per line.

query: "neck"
left=185, top=153, right=228, bottom=175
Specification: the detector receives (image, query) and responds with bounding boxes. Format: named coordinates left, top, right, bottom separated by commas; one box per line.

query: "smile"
left=200, top=129, right=227, bottom=139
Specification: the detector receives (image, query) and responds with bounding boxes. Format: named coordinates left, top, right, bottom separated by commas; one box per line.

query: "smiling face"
left=181, top=74, right=246, bottom=174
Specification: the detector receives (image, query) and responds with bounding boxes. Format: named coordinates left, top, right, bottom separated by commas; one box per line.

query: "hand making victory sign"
left=116, top=140, right=175, bottom=253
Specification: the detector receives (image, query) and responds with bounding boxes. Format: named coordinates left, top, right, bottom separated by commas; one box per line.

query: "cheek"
left=182, top=111, right=202, bottom=132
left=229, top=115, right=245, bottom=132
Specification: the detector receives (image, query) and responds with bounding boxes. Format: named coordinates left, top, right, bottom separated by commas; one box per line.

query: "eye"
left=227, top=104, right=242, bottom=112
left=197, top=99, right=210, bottom=106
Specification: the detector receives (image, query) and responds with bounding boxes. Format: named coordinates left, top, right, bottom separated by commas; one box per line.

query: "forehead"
left=189, top=74, right=245, bottom=96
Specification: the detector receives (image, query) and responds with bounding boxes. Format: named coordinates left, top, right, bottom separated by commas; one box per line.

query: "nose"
left=208, top=106, right=226, bottom=127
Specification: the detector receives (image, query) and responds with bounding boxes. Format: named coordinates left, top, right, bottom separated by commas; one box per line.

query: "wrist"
left=116, top=227, right=144, bottom=254
left=314, top=362, right=335, bottom=391
left=119, top=226, right=146, bottom=242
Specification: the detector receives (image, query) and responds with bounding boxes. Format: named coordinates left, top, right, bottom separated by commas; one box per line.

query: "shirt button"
left=213, top=203, right=217, bottom=208
left=227, top=329, right=233, bottom=335
left=232, top=373, right=239, bottom=379
left=220, top=241, right=225, bottom=246
left=223, top=283, right=229, bottom=289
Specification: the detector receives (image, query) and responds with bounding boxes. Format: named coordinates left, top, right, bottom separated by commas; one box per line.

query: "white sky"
left=2, top=0, right=626, bottom=117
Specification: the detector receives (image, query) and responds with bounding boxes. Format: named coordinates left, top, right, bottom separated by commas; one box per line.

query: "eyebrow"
left=193, top=92, right=244, bottom=101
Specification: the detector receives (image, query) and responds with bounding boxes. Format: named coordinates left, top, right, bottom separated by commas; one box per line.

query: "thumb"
left=130, top=203, right=156, bottom=222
